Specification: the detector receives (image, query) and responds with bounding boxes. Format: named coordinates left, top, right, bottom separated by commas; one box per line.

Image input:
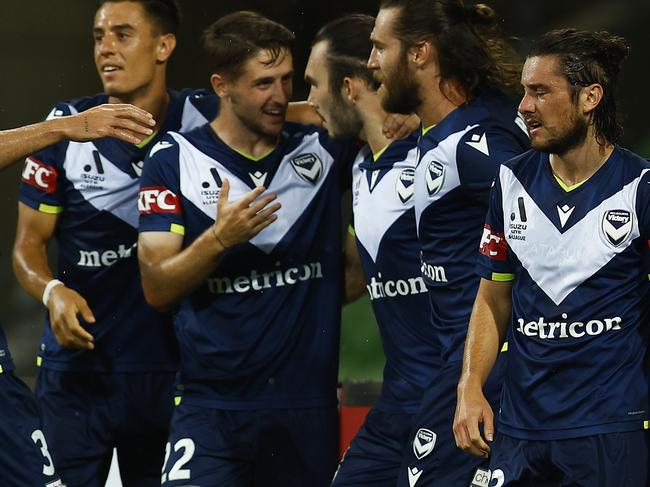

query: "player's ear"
left=581, top=83, right=603, bottom=117
left=210, top=73, right=228, bottom=98
left=411, top=40, right=434, bottom=69
left=156, top=33, right=176, bottom=63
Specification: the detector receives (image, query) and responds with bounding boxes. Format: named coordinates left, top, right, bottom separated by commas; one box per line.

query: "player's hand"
left=46, top=285, right=96, bottom=350
left=211, top=179, right=281, bottom=249
left=382, top=113, right=420, bottom=140
left=62, top=104, right=155, bottom=145
left=453, top=380, right=494, bottom=458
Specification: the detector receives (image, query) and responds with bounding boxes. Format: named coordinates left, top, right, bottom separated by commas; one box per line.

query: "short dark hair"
left=202, top=11, right=295, bottom=80
left=312, top=14, right=379, bottom=93
left=98, top=0, right=181, bottom=35
left=529, top=28, right=630, bottom=146
left=379, top=0, right=521, bottom=98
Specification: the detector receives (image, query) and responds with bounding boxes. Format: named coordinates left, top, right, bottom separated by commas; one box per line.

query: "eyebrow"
left=93, top=23, right=135, bottom=33
left=304, top=75, right=315, bottom=86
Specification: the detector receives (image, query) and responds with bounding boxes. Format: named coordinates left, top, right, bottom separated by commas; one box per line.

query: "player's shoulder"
left=45, top=93, right=108, bottom=119
left=171, top=88, right=220, bottom=125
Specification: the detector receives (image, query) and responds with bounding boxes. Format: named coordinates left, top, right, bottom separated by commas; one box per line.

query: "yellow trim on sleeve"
left=501, top=341, right=509, bottom=352
left=0, top=364, right=3, bottom=374
left=647, top=274, right=650, bottom=281
left=36, top=356, right=43, bottom=367
left=38, top=203, right=63, bottom=214
left=644, top=420, right=649, bottom=430
left=491, top=272, right=515, bottom=282
left=170, top=223, right=185, bottom=236
left=348, top=225, right=356, bottom=237
left=135, top=130, right=158, bottom=149
left=174, top=396, right=182, bottom=406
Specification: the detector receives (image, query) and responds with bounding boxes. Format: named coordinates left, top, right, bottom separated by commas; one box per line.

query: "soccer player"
left=137, top=11, right=357, bottom=486
left=454, top=29, right=648, bottom=486
left=12, top=1, right=218, bottom=485
left=0, top=106, right=153, bottom=487
left=303, top=14, right=441, bottom=486
left=368, top=1, right=530, bottom=485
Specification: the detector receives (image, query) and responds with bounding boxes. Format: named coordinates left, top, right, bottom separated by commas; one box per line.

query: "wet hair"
left=529, top=28, right=630, bottom=146
left=312, top=14, right=380, bottom=93
left=202, top=11, right=295, bottom=80
left=379, top=0, right=521, bottom=98
left=97, top=0, right=181, bottom=35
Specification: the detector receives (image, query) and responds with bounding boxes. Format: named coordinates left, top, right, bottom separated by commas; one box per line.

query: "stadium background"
left=0, top=0, right=649, bottom=389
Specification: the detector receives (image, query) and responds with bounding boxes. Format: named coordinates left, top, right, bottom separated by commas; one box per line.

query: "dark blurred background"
left=1, top=0, right=649, bottom=381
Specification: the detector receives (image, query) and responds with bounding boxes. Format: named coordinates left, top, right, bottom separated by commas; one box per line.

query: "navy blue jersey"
left=0, top=326, right=14, bottom=372
left=414, top=89, right=529, bottom=362
left=478, top=147, right=650, bottom=439
left=138, top=123, right=357, bottom=409
left=19, top=89, right=219, bottom=372
left=352, top=135, right=441, bottom=414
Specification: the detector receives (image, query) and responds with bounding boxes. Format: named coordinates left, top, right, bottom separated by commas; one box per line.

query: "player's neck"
left=210, top=108, right=278, bottom=159
left=108, top=76, right=169, bottom=132
left=550, top=134, right=615, bottom=187
left=417, top=80, right=467, bottom=128
left=358, top=96, right=392, bottom=156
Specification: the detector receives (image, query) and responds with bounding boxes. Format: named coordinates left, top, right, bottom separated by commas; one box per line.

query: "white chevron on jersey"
left=414, top=124, right=478, bottom=229
left=500, top=165, right=646, bottom=305
left=64, top=142, right=139, bottom=227
left=174, top=131, right=336, bottom=254
left=353, top=146, right=418, bottom=262
left=178, top=94, right=212, bottom=133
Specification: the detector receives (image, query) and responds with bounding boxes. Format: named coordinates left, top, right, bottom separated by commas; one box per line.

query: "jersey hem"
left=497, top=418, right=646, bottom=440
left=39, top=359, right=178, bottom=373
left=181, top=394, right=338, bottom=410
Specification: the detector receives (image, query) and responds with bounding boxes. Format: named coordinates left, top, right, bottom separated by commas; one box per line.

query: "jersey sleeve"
left=476, top=166, right=516, bottom=281
left=457, top=125, right=526, bottom=206
left=138, top=134, right=185, bottom=236
left=18, top=104, right=71, bottom=214
left=318, top=131, right=361, bottom=191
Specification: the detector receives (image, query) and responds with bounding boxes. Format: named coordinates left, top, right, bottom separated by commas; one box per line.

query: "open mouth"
left=102, top=65, right=122, bottom=75
left=526, top=119, right=542, bottom=133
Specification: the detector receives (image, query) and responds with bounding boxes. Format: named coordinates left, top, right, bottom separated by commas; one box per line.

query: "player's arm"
left=344, top=229, right=366, bottom=304
left=12, top=203, right=96, bottom=350
left=453, top=278, right=512, bottom=458
left=0, top=104, right=155, bottom=170
left=139, top=180, right=281, bottom=311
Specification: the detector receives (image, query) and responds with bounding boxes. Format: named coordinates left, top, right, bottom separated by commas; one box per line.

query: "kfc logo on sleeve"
left=21, top=157, right=58, bottom=193
left=479, top=225, right=508, bottom=261
left=138, top=186, right=181, bottom=214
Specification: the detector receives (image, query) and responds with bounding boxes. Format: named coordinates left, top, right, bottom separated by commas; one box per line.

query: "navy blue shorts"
left=487, top=430, right=648, bottom=486
left=36, top=369, right=175, bottom=487
left=0, top=371, right=62, bottom=487
left=331, top=408, right=414, bottom=486
left=397, top=356, right=505, bottom=487
left=161, top=402, right=339, bottom=487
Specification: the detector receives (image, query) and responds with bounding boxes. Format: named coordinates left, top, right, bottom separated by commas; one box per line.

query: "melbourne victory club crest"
left=290, top=153, right=322, bottom=184
left=412, top=428, right=436, bottom=460
left=396, top=168, right=415, bottom=203
left=602, top=209, right=632, bottom=246
left=425, top=160, right=445, bottom=196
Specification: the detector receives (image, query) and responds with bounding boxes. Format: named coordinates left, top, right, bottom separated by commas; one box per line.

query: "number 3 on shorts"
left=31, top=429, right=55, bottom=476
left=161, top=438, right=196, bottom=483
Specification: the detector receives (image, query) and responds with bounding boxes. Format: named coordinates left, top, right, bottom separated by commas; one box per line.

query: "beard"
left=532, top=111, right=589, bottom=155
left=230, top=91, right=286, bottom=138
left=327, top=93, right=363, bottom=141
left=379, top=55, right=421, bottom=115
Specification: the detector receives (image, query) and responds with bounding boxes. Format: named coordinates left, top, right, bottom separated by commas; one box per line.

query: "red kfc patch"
left=138, top=186, right=181, bottom=214
left=21, top=157, right=58, bottom=193
left=479, top=224, right=508, bottom=261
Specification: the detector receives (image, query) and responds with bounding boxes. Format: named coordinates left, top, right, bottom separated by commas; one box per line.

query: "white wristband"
left=42, top=279, right=64, bottom=307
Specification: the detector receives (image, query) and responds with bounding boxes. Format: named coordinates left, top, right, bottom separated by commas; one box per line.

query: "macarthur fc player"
left=12, top=1, right=218, bottom=485
left=368, top=0, right=529, bottom=485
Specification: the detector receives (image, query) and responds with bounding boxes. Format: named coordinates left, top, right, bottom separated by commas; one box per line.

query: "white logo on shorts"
left=413, top=428, right=437, bottom=460
left=408, top=466, right=424, bottom=487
